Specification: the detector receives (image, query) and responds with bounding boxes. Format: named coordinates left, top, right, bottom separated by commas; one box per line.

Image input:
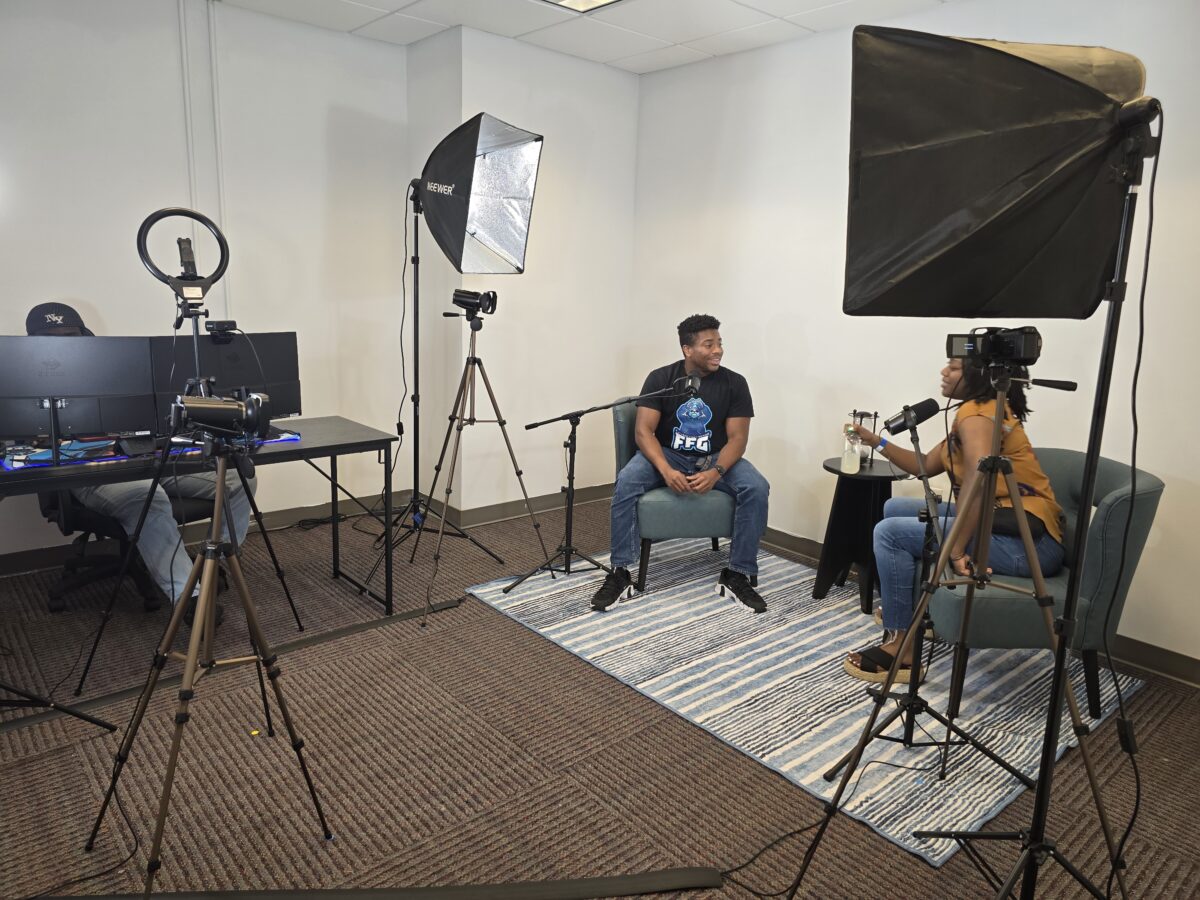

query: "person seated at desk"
left=842, top=355, right=1065, bottom=683
left=26, top=302, right=256, bottom=626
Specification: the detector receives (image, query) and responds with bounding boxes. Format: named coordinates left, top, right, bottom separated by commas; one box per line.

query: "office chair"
left=37, top=490, right=218, bottom=614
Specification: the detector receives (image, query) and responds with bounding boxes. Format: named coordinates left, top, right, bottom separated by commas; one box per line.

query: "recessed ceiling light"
left=539, top=0, right=627, bottom=13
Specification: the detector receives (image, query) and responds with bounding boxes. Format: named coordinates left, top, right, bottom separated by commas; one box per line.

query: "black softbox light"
left=416, top=112, right=543, bottom=274
left=844, top=26, right=1147, bottom=318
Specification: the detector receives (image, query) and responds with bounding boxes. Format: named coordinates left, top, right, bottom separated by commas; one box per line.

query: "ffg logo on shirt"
left=672, top=397, right=713, bottom=453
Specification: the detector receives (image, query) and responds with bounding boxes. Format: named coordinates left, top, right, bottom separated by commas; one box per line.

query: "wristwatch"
left=714, top=464, right=727, bottom=478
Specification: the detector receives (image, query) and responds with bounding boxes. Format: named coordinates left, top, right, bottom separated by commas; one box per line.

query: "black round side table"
left=813, top=456, right=906, bottom=614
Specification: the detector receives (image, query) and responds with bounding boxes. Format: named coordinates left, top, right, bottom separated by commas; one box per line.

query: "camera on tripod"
left=451, top=289, right=497, bottom=319
left=946, top=326, right=1041, bottom=366
left=172, top=392, right=271, bottom=444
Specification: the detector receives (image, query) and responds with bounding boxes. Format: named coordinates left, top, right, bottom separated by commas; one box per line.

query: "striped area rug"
left=468, top=539, right=1140, bottom=865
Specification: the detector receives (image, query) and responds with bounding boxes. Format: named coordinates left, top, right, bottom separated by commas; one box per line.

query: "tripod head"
left=171, top=392, right=270, bottom=462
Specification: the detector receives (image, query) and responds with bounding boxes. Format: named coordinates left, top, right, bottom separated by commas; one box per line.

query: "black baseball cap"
left=25, top=302, right=94, bottom=336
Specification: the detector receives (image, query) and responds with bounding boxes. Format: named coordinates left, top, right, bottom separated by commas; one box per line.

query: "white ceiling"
left=219, top=0, right=953, bottom=74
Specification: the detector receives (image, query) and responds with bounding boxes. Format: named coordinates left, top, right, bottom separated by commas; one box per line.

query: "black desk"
left=0, top=415, right=397, bottom=614
left=813, top=456, right=905, bottom=614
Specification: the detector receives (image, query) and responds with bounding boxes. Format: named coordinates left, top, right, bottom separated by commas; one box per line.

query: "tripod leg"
left=940, top=468, right=1001, bottom=778
left=227, top=554, right=332, bottom=841
left=1003, top=471, right=1129, bottom=900
left=1047, top=846, right=1110, bottom=900
left=216, top=464, right=273, bottom=735
left=785, top=493, right=983, bottom=898
left=85, top=552, right=201, bottom=851
left=474, top=358, right=552, bottom=565
left=422, top=367, right=472, bottom=626
left=823, top=702, right=907, bottom=781
left=409, top=358, right=471, bottom=565
left=0, top=682, right=116, bottom=731
left=996, top=846, right=1033, bottom=900
left=233, top=455, right=303, bottom=632
left=252, top=636, right=275, bottom=737
left=142, top=551, right=219, bottom=896
left=75, top=444, right=176, bottom=697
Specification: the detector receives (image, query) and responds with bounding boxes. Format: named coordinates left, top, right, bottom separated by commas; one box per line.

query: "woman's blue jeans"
left=875, top=497, right=1065, bottom=631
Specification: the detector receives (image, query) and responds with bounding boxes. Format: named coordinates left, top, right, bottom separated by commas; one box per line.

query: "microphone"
left=672, top=374, right=702, bottom=397
left=883, top=398, right=940, bottom=435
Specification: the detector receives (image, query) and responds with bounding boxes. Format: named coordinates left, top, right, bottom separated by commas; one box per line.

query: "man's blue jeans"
left=875, top=497, right=1066, bottom=631
left=610, top=447, right=769, bottom=577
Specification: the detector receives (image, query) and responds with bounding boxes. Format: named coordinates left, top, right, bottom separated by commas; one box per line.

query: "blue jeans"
left=73, top=471, right=255, bottom=605
left=875, top=496, right=1065, bottom=631
left=611, top=447, right=769, bottom=577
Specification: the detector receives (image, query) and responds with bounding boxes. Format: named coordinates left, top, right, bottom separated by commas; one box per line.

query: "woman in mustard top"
left=843, top=357, right=1065, bottom=683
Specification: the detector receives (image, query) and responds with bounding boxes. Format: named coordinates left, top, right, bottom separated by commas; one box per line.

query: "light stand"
left=916, top=106, right=1159, bottom=900
left=368, top=113, right=543, bottom=588
left=365, top=183, right=505, bottom=590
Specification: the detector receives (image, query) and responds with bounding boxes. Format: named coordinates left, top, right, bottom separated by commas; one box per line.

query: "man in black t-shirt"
left=592, top=314, right=770, bottom=613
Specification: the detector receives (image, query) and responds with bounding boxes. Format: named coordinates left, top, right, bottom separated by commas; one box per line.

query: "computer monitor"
left=0, top=336, right=158, bottom=440
left=150, top=332, right=301, bottom=430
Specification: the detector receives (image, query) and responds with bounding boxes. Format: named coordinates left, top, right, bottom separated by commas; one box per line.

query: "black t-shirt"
left=636, top=361, right=754, bottom=456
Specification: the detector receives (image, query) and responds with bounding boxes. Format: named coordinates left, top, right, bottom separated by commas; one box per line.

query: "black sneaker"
left=591, top=567, right=632, bottom=611
left=718, top=568, right=766, bottom=613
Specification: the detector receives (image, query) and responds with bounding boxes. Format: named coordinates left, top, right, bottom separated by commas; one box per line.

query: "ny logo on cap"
left=44, top=313, right=65, bottom=325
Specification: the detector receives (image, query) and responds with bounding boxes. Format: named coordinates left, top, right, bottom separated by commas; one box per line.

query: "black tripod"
left=418, top=312, right=552, bottom=623
left=0, top=681, right=115, bottom=731
left=364, top=183, right=504, bottom=590
left=823, top=415, right=1032, bottom=789
left=85, top=443, right=331, bottom=897
left=501, top=406, right=616, bottom=594
left=788, top=374, right=1128, bottom=900
left=502, top=379, right=709, bottom=595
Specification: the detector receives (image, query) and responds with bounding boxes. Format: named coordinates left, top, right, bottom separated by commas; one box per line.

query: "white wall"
left=631, top=0, right=1199, bottom=658
left=212, top=1, right=409, bottom=513
left=0, top=0, right=409, bottom=550
left=456, top=28, right=640, bottom=513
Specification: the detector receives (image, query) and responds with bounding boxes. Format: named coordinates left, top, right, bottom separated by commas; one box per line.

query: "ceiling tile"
left=353, top=12, right=448, bottom=43
left=519, top=17, right=669, bottom=63
left=220, top=0, right=390, bottom=32
left=786, top=0, right=941, bottom=32
left=684, top=17, right=811, bottom=55
left=399, top=0, right=577, bottom=38
left=729, top=0, right=838, bottom=15
left=592, top=0, right=771, bottom=45
left=609, top=43, right=710, bottom=74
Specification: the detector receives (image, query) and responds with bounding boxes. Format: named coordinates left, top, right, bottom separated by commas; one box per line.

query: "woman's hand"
left=951, top=553, right=992, bottom=578
left=848, top=424, right=879, bottom=448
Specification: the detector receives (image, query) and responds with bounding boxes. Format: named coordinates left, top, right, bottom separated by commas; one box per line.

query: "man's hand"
left=686, top=468, right=721, bottom=494
left=662, top=467, right=691, bottom=494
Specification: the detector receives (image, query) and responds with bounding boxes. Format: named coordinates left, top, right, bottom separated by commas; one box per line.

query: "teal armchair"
left=929, top=447, right=1164, bottom=717
left=613, top=399, right=733, bottom=591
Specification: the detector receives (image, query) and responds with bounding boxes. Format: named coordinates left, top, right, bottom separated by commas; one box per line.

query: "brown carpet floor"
left=1, top=500, right=1197, bottom=898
